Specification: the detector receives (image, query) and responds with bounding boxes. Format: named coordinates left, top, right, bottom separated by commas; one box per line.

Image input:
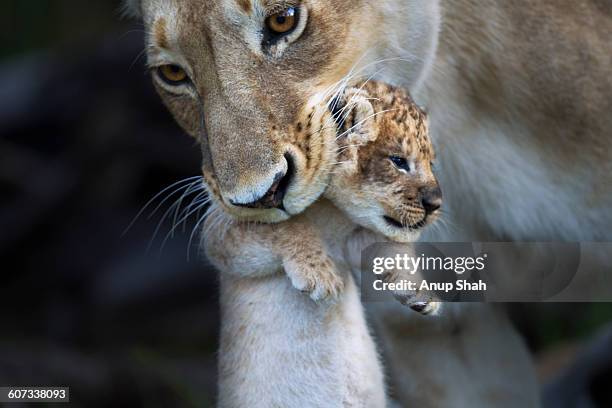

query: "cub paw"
left=284, top=258, right=344, bottom=302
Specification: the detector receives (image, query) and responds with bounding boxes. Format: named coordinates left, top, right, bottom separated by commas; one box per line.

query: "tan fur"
left=153, top=17, right=169, bottom=49
left=235, top=0, right=252, bottom=14
left=127, top=0, right=611, bottom=406
left=415, top=0, right=612, bottom=241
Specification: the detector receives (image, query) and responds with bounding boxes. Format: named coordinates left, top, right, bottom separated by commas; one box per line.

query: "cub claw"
left=410, top=302, right=429, bottom=313
left=391, top=285, right=441, bottom=315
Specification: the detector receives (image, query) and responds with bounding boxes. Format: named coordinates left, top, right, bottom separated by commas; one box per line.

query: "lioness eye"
left=157, top=64, right=189, bottom=85
left=389, top=156, right=410, bottom=172
left=266, top=7, right=298, bottom=34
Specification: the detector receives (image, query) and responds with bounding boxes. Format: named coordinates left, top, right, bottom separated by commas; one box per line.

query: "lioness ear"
left=333, top=88, right=376, bottom=144
left=121, top=0, right=142, bottom=18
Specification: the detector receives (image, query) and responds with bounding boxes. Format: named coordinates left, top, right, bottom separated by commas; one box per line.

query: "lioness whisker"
left=179, top=193, right=211, bottom=232
left=159, top=193, right=211, bottom=253
left=170, top=179, right=207, bottom=239
left=335, top=108, right=399, bottom=140
left=188, top=212, right=211, bottom=261
left=148, top=178, right=203, bottom=220
left=326, top=74, right=384, bottom=134
left=146, top=180, right=205, bottom=254
left=123, top=175, right=203, bottom=237
left=193, top=203, right=232, bottom=260
left=336, top=143, right=365, bottom=153
left=324, top=55, right=416, bottom=108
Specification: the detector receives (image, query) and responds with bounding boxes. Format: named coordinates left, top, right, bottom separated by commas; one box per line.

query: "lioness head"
left=329, top=81, right=441, bottom=243
left=126, top=0, right=440, bottom=222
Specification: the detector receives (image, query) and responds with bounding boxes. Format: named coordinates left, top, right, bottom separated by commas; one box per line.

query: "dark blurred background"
left=0, top=1, right=611, bottom=407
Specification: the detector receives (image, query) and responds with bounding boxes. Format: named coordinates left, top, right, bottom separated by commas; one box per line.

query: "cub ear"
left=121, top=0, right=142, bottom=18
left=332, top=88, right=376, bottom=145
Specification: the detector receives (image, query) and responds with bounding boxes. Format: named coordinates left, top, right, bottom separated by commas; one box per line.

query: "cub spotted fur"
left=205, top=82, right=441, bottom=407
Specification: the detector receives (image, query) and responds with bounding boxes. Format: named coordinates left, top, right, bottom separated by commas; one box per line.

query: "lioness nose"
left=420, top=186, right=442, bottom=214
left=230, top=154, right=294, bottom=210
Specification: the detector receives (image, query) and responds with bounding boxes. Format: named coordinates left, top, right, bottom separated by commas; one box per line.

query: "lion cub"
left=207, top=81, right=442, bottom=305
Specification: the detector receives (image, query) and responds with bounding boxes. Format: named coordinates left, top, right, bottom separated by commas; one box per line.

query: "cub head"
left=125, top=0, right=441, bottom=223
left=328, top=81, right=442, bottom=242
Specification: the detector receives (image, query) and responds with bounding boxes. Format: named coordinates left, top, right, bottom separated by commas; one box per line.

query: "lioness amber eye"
left=266, top=7, right=298, bottom=34
left=158, top=64, right=188, bottom=85
left=390, top=156, right=410, bottom=171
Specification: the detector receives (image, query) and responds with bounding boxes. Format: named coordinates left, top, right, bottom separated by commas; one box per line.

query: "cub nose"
left=420, top=186, right=442, bottom=214
left=230, top=154, right=294, bottom=210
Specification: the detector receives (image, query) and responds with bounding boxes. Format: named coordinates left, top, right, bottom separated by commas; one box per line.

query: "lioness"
left=125, top=0, right=611, bottom=406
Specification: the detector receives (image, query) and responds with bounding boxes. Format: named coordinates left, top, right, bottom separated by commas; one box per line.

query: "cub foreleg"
left=204, top=215, right=344, bottom=301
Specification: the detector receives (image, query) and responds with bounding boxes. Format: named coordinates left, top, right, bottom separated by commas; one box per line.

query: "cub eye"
left=266, top=7, right=298, bottom=34
left=157, top=64, right=189, bottom=86
left=389, top=156, right=410, bottom=172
